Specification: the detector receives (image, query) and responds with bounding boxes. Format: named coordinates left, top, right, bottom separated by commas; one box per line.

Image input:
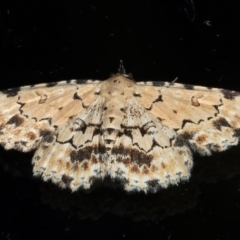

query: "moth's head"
left=110, top=60, right=133, bottom=79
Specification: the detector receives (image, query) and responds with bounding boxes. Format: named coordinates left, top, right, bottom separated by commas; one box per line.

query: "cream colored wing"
left=137, top=81, right=240, bottom=155
left=2, top=74, right=240, bottom=193
left=0, top=80, right=100, bottom=152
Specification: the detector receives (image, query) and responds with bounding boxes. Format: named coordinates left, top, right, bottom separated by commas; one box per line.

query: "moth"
left=1, top=63, right=240, bottom=193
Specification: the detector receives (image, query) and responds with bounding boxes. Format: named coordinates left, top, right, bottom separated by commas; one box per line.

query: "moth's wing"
left=137, top=81, right=240, bottom=155
left=0, top=80, right=100, bottom=152
left=107, top=96, right=193, bottom=192
left=32, top=93, right=107, bottom=191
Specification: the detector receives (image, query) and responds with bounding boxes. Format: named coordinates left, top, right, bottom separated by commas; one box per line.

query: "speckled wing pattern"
left=1, top=75, right=240, bottom=193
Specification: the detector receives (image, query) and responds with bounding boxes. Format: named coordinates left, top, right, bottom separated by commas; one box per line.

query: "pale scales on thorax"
left=1, top=64, right=240, bottom=193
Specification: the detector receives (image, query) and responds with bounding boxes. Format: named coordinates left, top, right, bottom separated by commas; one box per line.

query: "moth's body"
left=100, top=76, right=135, bottom=130
left=1, top=73, right=240, bottom=193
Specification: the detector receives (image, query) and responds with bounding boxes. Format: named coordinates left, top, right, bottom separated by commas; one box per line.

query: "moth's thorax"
left=100, top=74, right=136, bottom=98
left=100, top=74, right=137, bottom=130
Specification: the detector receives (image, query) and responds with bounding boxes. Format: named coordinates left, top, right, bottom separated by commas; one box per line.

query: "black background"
left=1, top=1, right=240, bottom=239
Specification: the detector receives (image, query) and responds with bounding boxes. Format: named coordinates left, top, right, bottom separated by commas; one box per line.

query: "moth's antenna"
left=118, top=60, right=126, bottom=75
